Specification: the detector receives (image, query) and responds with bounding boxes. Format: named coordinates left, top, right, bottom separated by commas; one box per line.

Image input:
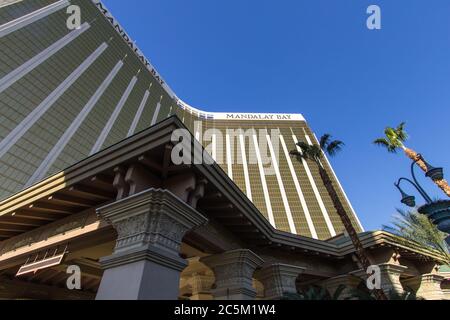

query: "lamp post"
left=395, top=155, right=450, bottom=246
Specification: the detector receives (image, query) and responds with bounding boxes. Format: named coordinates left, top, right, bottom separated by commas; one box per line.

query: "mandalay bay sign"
left=217, top=113, right=305, bottom=121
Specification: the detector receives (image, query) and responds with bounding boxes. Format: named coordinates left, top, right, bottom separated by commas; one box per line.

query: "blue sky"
left=103, top=0, right=450, bottom=231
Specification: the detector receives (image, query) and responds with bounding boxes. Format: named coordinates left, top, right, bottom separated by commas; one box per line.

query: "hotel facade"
left=0, top=0, right=448, bottom=300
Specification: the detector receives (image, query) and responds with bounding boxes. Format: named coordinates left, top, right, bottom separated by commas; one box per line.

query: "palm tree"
left=374, top=122, right=450, bottom=197
left=383, top=209, right=450, bottom=265
left=290, top=134, right=387, bottom=300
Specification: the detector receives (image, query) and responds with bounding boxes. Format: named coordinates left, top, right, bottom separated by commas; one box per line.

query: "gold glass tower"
left=0, top=0, right=363, bottom=239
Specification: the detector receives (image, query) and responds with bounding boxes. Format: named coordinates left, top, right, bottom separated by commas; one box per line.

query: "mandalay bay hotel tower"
left=0, top=0, right=446, bottom=301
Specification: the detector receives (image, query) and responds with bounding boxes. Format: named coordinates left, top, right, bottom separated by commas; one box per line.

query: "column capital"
left=378, top=263, right=408, bottom=275
left=350, top=263, right=408, bottom=278
left=255, top=264, right=305, bottom=280
left=350, top=263, right=408, bottom=296
left=403, top=273, right=446, bottom=300
left=420, top=273, right=445, bottom=283
left=255, top=264, right=305, bottom=299
left=201, top=249, right=264, bottom=300
left=97, top=188, right=208, bottom=258
left=95, top=188, right=208, bottom=300
left=188, top=274, right=215, bottom=300
left=201, top=249, right=264, bottom=269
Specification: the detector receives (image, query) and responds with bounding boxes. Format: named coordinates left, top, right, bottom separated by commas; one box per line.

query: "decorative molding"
left=201, top=249, right=264, bottom=300
left=255, top=263, right=305, bottom=299
left=97, top=188, right=208, bottom=256
left=403, top=273, right=446, bottom=300
left=351, top=263, right=408, bottom=295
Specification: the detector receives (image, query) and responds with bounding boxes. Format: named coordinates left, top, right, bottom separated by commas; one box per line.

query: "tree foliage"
left=383, top=209, right=450, bottom=264
left=373, top=122, right=408, bottom=153
left=290, top=134, right=344, bottom=164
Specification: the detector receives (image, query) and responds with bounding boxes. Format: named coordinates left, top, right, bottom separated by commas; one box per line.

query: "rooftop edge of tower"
left=92, top=0, right=305, bottom=123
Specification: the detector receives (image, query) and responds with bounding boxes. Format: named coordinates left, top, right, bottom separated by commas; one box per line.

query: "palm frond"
left=289, top=150, right=302, bottom=157
left=308, top=145, right=323, bottom=161
left=383, top=209, right=450, bottom=264
left=326, top=140, right=345, bottom=157
left=292, top=134, right=343, bottom=163
left=319, top=134, right=332, bottom=149
left=296, top=141, right=310, bottom=154
left=373, top=138, right=397, bottom=153
left=395, top=122, right=408, bottom=142
left=290, top=142, right=318, bottom=162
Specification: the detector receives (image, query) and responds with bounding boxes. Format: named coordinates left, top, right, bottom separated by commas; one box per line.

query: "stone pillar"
left=379, top=264, right=408, bottom=295
left=95, top=189, right=207, bottom=300
left=255, top=264, right=305, bottom=300
left=201, top=249, right=264, bottom=300
left=403, top=274, right=445, bottom=300
left=189, top=274, right=215, bottom=300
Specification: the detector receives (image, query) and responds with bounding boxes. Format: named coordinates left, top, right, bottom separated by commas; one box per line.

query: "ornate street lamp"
left=395, top=155, right=450, bottom=245
left=423, top=159, right=444, bottom=181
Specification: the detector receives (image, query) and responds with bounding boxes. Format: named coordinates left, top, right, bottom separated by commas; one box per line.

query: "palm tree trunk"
left=317, top=163, right=388, bottom=300
left=403, top=147, right=450, bottom=197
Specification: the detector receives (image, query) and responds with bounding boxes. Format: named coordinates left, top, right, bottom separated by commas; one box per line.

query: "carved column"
left=403, top=274, right=445, bottom=300
left=255, top=264, right=305, bottom=300
left=189, top=274, right=215, bottom=300
left=95, top=188, right=207, bottom=300
left=201, top=249, right=264, bottom=300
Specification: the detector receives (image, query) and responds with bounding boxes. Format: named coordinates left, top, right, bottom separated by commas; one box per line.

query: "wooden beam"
left=47, top=194, right=96, bottom=208
left=0, top=230, right=19, bottom=238
left=138, top=155, right=162, bottom=172
left=14, top=211, right=62, bottom=222
left=0, top=224, right=31, bottom=233
left=0, top=216, right=43, bottom=227
left=28, top=203, right=75, bottom=215
left=69, top=185, right=114, bottom=201
left=90, top=174, right=114, bottom=192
